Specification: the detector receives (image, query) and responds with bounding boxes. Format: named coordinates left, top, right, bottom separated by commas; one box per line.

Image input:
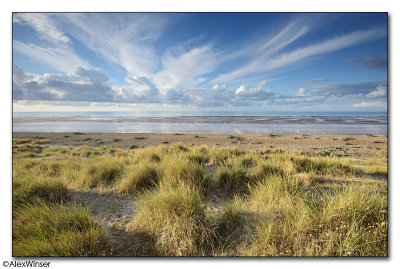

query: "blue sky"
left=12, top=13, right=387, bottom=112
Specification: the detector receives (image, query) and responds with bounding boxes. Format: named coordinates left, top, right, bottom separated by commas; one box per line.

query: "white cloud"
left=213, top=27, right=386, bottom=84
left=13, top=13, right=71, bottom=43
left=256, top=20, right=309, bottom=57
left=305, top=78, right=329, bottom=83
left=60, top=13, right=168, bottom=78
left=13, top=40, right=90, bottom=74
left=13, top=65, right=162, bottom=104
left=212, top=84, right=226, bottom=91
left=153, top=45, right=219, bottom=93
left=307, top=81, right=387, bottom=97
left=116, top=76, right=160, bottom=102
left=12, top=14, right=388, bottom=111
left=365, top=85, right=387, bottom=98
left=235, top=80, right=273, bottom=100
left=235, top=85, right=248, bottom=95
left=352, top=101, right=386, bottom=108
left=13, top=65, right=114, bottom=102
left=297, top=88, right=306, bottom=96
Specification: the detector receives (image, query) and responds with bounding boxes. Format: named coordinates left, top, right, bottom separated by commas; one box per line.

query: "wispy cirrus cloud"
left=153, top=45, right=219, bottom=93
left=212, top=27, right=386, bottom=84
left=12, top=13, right=387, bottom=112
left=13, top=13, right=71, bottom=43
left=304, top=78, right=329, bottom=83
left=59, top=13, right=169, bottom=78
left=13, top=40, right=90, bottom=74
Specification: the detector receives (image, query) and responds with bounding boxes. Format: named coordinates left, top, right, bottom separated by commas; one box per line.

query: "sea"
left=12, top=111, right=388, bottom=135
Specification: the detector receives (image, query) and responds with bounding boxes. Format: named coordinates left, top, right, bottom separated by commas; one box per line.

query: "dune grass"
left=12, top=141, right=112, bottom=257
left=12, top=138, right=388, bottom=256
left=128, top=185, right=213, bottom=256
left=78, top=158, right=124, bottom=188
left=13, top=175, right=68, bottom=210
left=13, top=201, right=109, bottom=257
left=117, top=162, right=160, bottom=194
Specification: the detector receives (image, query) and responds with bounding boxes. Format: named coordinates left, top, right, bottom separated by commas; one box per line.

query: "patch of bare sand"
left=69, top=190, right=137, bottom=256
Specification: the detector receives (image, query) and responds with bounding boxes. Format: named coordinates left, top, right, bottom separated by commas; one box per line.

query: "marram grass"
left=13, top=201, right=110, bottom=257
left=12, top=139, right=388, bottom=256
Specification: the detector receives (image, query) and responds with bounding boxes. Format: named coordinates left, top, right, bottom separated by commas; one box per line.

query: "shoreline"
left=13, top=132, right=387, bottom=159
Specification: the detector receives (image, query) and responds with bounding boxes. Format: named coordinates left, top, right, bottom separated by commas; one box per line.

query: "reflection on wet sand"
left=13, top=116, right=387, bottom=135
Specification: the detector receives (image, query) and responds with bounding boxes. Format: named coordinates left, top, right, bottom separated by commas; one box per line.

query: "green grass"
left=216, top=163, right=253, bottom=197
left=12, top=138, right=388, bottom=256
left=13, top=201, right=109, bottom=256
left=77, top=158, right=124, bottom=188
left=128, top=185, right=213, bottom=256
left=13, top=175, right=68, bottom=209
left=160, top=157, right=212, bottom=197
left=117, top=162, right=160, bottom=194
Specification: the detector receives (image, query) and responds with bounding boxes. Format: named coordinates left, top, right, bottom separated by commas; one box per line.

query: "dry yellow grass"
left=12, top=138, right=388, bottom=256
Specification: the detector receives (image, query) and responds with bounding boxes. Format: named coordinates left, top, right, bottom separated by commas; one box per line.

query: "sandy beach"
left=13, top=132, right=387, bottom=159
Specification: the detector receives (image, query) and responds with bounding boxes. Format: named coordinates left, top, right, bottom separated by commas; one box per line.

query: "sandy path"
left=68, top=190, right=137, bottom=256
left=67, top=164, right=225, bottom=256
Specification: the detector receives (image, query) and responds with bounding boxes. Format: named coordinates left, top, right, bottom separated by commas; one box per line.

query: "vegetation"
left=128, top=185, right=213, bottom=256
left=13, top=201, right=109, bottom=256
left=12, top=138, right=388, bottom=256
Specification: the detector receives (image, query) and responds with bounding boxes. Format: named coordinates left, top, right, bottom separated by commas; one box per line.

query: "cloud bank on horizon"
left=12, top=13, right=388, bottom=112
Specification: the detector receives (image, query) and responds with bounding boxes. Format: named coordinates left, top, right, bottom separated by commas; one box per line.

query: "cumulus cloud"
left=115, top=76, right=161, bottom=103
left=297, top=88, right=306, bottom=96
left=165, top=89, right=194, bottom=104
left=13, top=13, right=388, bottom=113
left=365, top=85, right=387, bottom=98
left=13, top=62, right=388, bottom=112
left=212, top=84, right=226, bottom=91
left=235, top=80, right=273, bottom=100
left=13, top=65, right=34, bottom=99
left=352, top=101, right=386, bottom=108
left=347, top=54, right=387, bottom=69
left=75, top=67, right=108, bottom=83
left=13, top=65, right=114, bottom=102
left=13, top=65, right=162, bottom=103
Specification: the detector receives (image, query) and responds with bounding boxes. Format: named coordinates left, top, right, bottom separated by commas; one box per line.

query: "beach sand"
left=13, top=132, right=387, bottom=159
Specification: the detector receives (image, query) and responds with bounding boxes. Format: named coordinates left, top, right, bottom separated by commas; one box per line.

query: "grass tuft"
left=13, top=175, right=68, bottom=209
left=117, top=163, right=160, bottom=194
left=129, top=186, right=213, bottom=256
left=79, top=159, right=124, bottom=188
left=13, top=201, right=110, bottom=256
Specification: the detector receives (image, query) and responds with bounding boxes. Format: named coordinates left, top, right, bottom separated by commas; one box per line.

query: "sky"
left=12, top=12, right=388, bottom=113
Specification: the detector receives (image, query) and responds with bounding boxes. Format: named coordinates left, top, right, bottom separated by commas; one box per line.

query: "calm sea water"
left=12, top=111, right=388, bottom=135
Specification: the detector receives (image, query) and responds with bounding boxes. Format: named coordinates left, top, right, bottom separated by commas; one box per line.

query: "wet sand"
left=13, top=132, right=387, bottom=159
